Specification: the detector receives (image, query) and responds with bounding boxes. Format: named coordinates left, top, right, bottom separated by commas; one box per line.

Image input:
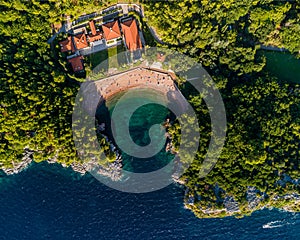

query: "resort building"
left=121, top=18, right=142, bottom=51
left=87, top=20, right=103, bottom=43
left=89, top=20, right=97, bottom=36
left=73, top=32, right=89, bottom=50
left=59, top=36, right=75, bottom=53
left=57, top=13, right=144, bottom=73
left=102, top=20, right=121, bottom=43
left=68, top=56, right=84, bottom=72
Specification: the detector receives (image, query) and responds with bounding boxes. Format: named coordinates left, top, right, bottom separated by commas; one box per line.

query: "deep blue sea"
left=0, top=162, right=300, bottom=240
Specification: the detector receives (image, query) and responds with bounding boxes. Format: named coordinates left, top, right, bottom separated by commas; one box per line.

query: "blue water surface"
left=0, top=162, right=299, bottom=240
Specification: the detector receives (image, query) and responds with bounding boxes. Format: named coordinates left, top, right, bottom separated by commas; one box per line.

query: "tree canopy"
left=0, top=0, right=299, bottom=218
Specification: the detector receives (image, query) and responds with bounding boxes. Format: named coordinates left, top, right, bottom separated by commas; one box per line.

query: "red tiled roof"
left=68, top=56, right=84, bottom=72
left=121, top=19, right=142, bottom=51
left=89, top=20, right=97, bottom=35
left=102, top=20, right=121, bottom=41
left=88, top=32, right=103, bottom=42
left=87, top=21, right=103, bottom=43
left=74, top=33, right=88, bottom=50
left=59, top=36, right=75, bottom=52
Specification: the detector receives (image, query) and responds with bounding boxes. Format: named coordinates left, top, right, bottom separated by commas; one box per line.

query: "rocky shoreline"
left=180, top=179, right=300, bottom=218
left=1, top=127, right=123, bottom=182
left=1, top=149, right=123, bottom=182
left=3, top=119, right=299, bottom=219
left=62, top=126, right=123, bottom=181
left=2, top=148, right=300, bottom=218
left=1, top=117, right=175, bottom=180
left=1, top=148, right=34, bottom=175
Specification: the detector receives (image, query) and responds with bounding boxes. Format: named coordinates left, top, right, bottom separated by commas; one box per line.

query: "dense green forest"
left=0, top=0, right=299, bottom=217
left=143, top=0, right=300, bottom=216
left=0, top=0, right=109, bottom=167
left=144, top=0, right=300, bottom=74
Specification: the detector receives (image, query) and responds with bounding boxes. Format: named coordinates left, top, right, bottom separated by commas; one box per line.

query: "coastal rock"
left=223, top=196, right=240, bottom=213
left=272, top=193, right=300, bottom=201
left=184, top=189, right=195, bottom=205
left=95, top=154, right=123, bottom=181
left=246, top=186, right=265, bottom=209
left=71, top=162, right=87, bottom=175
left=68, top=151, right=123, bottom=181
left=47, top=150, right=59, bottom=164
left=1, top=148, right=33, bottom=175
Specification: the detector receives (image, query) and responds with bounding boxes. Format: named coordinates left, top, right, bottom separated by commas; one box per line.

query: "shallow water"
left=97, top=88, right=174, bottom=173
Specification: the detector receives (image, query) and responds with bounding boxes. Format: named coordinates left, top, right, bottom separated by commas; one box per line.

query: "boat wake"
left=262, top=219, right=296, bottom=229
left=262, top=221, right=284, bottom=229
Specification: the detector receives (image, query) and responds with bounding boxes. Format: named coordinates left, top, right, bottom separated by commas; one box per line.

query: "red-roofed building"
left=73, top=33, right=89, bottom=50
left=68, top=56, right=84, bottom=72
left=88, top=33, right=103, bottom=43
left=102, top=20, right=121, bottom=41
left=87, top=20, right=103, bottom=43
left=89, top=20, right=97, bottom=36
left=121, top=19, right=142, bottom=51
left=59, top=36, right=75, bottom=53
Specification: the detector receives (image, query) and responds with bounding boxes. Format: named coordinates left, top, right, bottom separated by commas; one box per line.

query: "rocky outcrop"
left=70, top=132, right=123, bottom=181
left=1, top=128, right=123, bottom=182
left=94, top=155, right=122, bottom=181
left=1, top=148, right=33, bottom=175
left=246, top=186, right=265, bottom=209
left=68, top=153, right=123, bottom=181
left=223, top=196, right=240, bottom=213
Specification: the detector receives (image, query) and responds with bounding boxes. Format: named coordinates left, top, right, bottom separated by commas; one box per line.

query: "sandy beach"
left=94, top=67, right=177, bottom=101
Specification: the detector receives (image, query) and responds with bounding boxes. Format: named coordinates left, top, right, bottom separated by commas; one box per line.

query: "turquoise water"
left=122, top=100, right=174, bottom=173
left=0, top=162, right=300, bottom=239
left=97, top=88, right=175, bottom=173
